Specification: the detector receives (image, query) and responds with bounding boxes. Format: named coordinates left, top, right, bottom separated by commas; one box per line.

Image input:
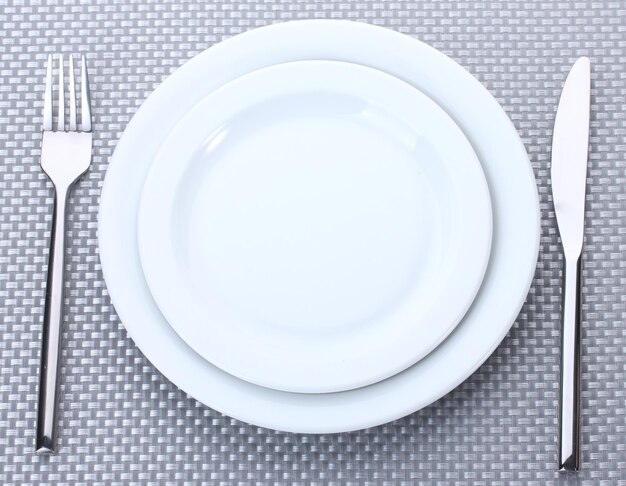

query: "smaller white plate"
left=137, top=60, right=492, bottom=393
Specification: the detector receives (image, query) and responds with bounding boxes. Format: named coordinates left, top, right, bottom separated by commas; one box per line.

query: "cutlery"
left=551, top=57, right=591, bottom=471
left=36, top=54, right=92, bottom=454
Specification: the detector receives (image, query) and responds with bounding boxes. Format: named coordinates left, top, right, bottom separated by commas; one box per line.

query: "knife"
left=551, top=57, right=591, bottom=472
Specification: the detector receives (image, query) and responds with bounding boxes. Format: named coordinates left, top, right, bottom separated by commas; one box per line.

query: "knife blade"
left=551, top=57, right=591, bottom=472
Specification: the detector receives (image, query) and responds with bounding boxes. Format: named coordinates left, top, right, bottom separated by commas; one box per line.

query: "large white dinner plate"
left=99, top=20, right=539, bottom=433
left=137, top=60, right=492, bottom=393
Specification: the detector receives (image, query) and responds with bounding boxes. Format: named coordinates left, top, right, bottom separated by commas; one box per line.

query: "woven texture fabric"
left=1, top=0, right=625, bottom=484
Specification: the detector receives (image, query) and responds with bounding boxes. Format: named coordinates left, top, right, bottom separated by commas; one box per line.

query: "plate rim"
left=98, top=19, right=540, bottom=433
left=137, top=59, right=493, bottom=394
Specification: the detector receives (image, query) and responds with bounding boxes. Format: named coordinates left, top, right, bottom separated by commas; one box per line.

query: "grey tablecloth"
left=1, top=1, right=625, bottom=484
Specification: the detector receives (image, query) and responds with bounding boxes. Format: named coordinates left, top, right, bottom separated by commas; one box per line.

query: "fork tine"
left=57, top=54, right=65, bottom=131
left=80, top=55, right=92, bottom=132
left=68, top=54, right=77, bottom=131
left=43, top=54, right=53, bottom=131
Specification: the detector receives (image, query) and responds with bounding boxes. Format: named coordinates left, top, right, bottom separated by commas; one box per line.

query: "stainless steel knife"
left=551, top=57, right=591, bottom=472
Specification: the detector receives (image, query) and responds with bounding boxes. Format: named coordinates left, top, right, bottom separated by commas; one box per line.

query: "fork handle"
left=558, top=254, right=582, bottom=471
left=36, top=187, right=68, bottom=454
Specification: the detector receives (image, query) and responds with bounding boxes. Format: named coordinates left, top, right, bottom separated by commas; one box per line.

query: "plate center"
left=175, top=93, right=443, bottom=335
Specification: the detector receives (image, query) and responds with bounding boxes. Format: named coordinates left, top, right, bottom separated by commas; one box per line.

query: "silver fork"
left=36, top=54, right=92, bottom=454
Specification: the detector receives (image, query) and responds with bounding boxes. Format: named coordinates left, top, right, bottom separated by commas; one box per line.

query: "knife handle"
left=558, top=254, right=582, bottom=471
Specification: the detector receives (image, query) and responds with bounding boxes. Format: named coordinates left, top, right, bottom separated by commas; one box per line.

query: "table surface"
left=1, top=1, right=625, bottom=485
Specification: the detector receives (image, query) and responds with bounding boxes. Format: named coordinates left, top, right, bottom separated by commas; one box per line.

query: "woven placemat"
left=1, top=1, right=625, bottom=484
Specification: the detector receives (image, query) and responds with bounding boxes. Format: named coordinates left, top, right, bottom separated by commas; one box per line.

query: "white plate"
left=137, top=60, right=492, bottom=393
left=99, top=20, right=539, bottom=433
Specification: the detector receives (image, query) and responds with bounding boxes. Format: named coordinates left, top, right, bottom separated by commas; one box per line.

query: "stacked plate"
left=99, top=20, right=540, bottom=433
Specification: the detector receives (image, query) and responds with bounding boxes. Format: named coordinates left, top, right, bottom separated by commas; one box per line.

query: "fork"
left=36, top=54, right=92, bottom=454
